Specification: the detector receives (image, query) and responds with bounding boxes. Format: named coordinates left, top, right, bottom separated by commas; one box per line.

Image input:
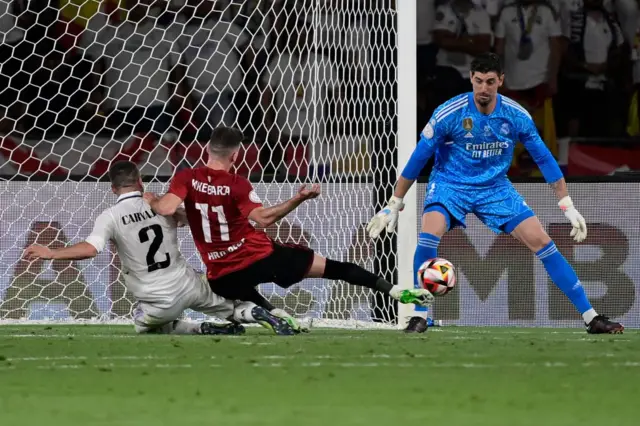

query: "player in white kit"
left=24, top=161, right=294, bottom=335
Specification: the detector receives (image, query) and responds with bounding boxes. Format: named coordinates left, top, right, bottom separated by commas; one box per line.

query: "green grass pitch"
left=0, top=326, right=637, bottom=426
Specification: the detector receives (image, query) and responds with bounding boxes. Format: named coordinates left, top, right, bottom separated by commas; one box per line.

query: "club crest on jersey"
left=500, top=123, right=510, bottom=135
left=249, top=190, right=261, bottom=203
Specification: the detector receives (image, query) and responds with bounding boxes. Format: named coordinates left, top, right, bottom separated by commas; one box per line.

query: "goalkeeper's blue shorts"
left=423, top=180, right=534, bottom=234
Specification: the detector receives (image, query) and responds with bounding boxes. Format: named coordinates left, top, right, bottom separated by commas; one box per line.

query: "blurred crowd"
left=420, top=1, right=640, bottom=137
left=0, top=0, right=375, bottom=175
left=418, top=0, right=640, bottom=176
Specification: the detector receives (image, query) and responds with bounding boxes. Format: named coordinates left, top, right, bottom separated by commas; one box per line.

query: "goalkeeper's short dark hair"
left=470, top=53, right=503, bottom=76
left=108, top=161, right=140, bottom=189
left=208, top=126, right=244, bottom=157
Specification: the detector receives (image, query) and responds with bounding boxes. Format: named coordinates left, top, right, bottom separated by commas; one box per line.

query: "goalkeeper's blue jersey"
left=401, top=93, right=563, bottom=186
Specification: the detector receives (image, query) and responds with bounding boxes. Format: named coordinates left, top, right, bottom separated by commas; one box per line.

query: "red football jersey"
left=168, top=166, right=274, bottom=279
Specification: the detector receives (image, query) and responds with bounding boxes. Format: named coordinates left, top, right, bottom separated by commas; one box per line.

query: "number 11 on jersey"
left=195, top=203, right=229, bottom=242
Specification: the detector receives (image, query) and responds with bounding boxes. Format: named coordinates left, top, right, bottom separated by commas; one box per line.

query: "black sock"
left=244, top=288, right=276, bottom=312
left=322, top=259, right=393, bottom=294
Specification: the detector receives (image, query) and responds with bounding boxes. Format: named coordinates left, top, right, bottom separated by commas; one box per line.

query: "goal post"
left=396, top=0, right=418, bottom=329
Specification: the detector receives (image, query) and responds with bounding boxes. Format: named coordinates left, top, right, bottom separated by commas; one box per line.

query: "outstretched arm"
left=367, top=118, right=444, bottom=239
left=394, top=176, right=416, bottom=199
left=24, top=242, right=98, bottom=261
left=519, top=116, right=586, bottom=242
left=550, top=178, right=569, bottom=200
left=25, top=211, right=115, bottom=260
left=147, top=168, right=190, bottom=216
left=395, top=121, right=443, bottom=195
left=249, top=184, right=320, bottom=228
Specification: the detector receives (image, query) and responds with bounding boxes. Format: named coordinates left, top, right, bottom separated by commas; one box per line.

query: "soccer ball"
left=417, top=258, right=456, bottom=296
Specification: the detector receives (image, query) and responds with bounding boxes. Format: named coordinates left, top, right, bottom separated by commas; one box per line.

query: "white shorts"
left=133, top=266, right=235, bottom=333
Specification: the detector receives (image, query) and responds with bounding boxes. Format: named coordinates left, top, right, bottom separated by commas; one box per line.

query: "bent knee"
left=529, top=235, right=552, bottom=252
left=421, top=209, right=449, bottom=236
left=512, top=216, right=551, bottom=252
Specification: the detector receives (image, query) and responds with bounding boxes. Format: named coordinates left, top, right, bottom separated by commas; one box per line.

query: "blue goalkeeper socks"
left=537, top=241, right=596, bottom=321
left=413, top=233, right=440, bottom=314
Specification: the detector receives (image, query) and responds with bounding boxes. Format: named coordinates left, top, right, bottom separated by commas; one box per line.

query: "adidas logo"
left=464, top=132, right=473, bottom=138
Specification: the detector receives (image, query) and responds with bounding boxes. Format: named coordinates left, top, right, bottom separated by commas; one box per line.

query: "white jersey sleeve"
left=86, top=210, right=116, bottom=253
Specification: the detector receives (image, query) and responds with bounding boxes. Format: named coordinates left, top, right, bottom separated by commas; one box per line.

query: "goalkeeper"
left=367, top=53, right=623, bottom=334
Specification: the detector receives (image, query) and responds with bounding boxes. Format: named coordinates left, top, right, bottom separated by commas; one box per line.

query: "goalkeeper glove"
left=366, top=196, right=405, bottom=239
left=558, top=196, right=587, bottom=243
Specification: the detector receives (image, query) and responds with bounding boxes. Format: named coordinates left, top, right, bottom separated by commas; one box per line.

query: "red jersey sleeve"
left=234, top=177, right=263, bottom=218
left=168, top=168, right=191, bottom=200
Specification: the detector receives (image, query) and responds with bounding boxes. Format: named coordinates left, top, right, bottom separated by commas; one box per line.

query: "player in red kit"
left=146, top=127, right=433, bottom=333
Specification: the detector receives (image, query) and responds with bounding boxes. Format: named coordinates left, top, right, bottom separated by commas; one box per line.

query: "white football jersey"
left=85, top=191, right=190, bottom=305
left=433, top=4, right=492, bottom=78
left=494, top=3, right=562, bottom=91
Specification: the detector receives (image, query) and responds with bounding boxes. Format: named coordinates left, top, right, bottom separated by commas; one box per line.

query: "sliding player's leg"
left=237, top=287, right=308, bottom=333
left=474, top=184, right=623, bottom=334
left=132, top=301, right=244, bottom=336
left=210, top=282, right=307, bottom=333
left=207, top=267, right=297, bottom=336
left=191, top=270, right=295, bottom=336
left=295, top=248, right=434, bottom=308
left=131, top=267, right=244, bottom=336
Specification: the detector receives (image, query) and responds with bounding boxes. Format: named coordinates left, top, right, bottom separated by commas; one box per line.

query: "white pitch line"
left=156, top=364, right=192, bottom=369
left=0, top=329, right=635, bottom=340
left=37, top=364, right=81, bottom=370
left=6, top=355, right=175, bottom=362
left=4, top=361, right=640, bottom=371
left=237, top=342, right=275, bottom=346
left=7, top=356, right=88, bottom=362
left=439, top=336, right=633, bottom=342
left=101, top=355, right=173, bottom=360
left=4, top=353, right=635, bottom=365
left=1, top=334, right=137, bottom=338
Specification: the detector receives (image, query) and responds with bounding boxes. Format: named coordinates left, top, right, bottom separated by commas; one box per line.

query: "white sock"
left=233, top=301, right=256, bottom=323
left=389, top=285, right=403, bottom=300
left=270, top=308, right=289, bottom=318
left=171, top=320, right=203, bottom=335
left=582, top=308, right=598, bottom=324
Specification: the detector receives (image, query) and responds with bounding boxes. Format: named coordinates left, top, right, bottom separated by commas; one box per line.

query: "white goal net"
left=0, top=0, right=401, bottom=326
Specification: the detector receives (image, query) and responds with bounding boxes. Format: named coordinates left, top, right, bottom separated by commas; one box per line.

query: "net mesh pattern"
left=0, top=1, right=399, bottom=326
